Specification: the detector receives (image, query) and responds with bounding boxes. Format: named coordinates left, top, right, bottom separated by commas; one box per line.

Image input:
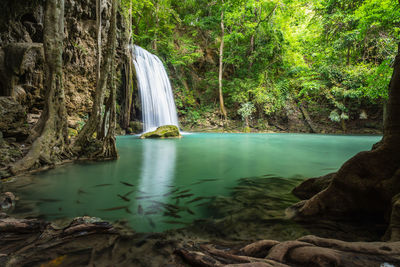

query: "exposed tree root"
left=2, top=215, right=400, bottom=267
left=289, top=44, right=400, bottom=241
left=175, top=236, right=400, bottom=267
left=9, top=0, right=69, bottom=176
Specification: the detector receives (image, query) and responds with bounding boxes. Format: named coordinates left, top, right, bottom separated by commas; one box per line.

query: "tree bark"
left=95, top=0, right=118, bottom=159
left=10, top=0, right=68, bottom=175
left=73, top=0, right=118, bottom=158
left=219, top=0, right=227, bottom=119
left=121, top=2, right=133, bottom=130
left=96, top=0, right=102, bottom=92
left=291, top=44, right=400, bottom=239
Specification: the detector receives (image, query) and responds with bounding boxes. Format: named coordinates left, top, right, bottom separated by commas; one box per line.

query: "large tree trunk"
left=10, top=0, right=68, bottom=175
left=120, top=2, right=133, bottom=130
left=73, top=0, right=117, bottom=157
left=291, top=44, right=400, bottom=240
left=218, top=0, right=227, bottom=119
left=93, top=0, right=118, bottom=159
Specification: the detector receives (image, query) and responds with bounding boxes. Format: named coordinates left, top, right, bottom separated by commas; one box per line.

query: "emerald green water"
left=15, top=133, right=381, bottom=232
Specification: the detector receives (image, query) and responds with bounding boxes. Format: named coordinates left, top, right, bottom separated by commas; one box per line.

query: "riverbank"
left=180, top=117, right=383, bottom=135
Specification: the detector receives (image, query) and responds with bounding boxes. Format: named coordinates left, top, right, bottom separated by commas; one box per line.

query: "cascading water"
left=132, top=45, right=179, bottom=133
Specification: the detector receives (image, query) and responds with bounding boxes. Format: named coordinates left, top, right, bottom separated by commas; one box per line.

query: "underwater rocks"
left=140, top=125, right=181, bottom=139
left=0, top=192, right=15, bottom=212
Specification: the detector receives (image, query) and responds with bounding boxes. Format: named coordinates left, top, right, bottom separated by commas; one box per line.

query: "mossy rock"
left=140, top=125, right=181, bottom=139
left=68, top=127, right=78, bottom=138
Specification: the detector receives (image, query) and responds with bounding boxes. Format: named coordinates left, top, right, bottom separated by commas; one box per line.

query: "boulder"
left=140, top=125, right=181, bottom=139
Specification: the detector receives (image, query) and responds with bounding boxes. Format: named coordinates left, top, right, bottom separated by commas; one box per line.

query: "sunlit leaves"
left=120, top=0, right=397, bottom=122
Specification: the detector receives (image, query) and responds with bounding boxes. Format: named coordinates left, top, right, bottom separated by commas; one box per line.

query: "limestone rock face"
left=140, top=125, right=181, bottom=139
left=0, top=0, right=128, bottom=123
left=0, top=97, right=28, bottom=141
left=0, top=43, right=44, bottom=102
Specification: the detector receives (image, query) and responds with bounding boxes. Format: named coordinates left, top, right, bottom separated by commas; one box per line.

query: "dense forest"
left=1, top=0, right=400, bottom=266
left=124, top=0, right=399, bottom=133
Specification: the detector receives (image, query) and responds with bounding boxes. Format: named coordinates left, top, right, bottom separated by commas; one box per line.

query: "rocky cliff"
left=0, top=0, right=129, bottom=172
left=0, top=0, right=129, bottom=131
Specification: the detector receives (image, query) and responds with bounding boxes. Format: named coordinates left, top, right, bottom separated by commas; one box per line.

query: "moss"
left=140, top=125, right=181, bottom=139
left=243, top=126, right=251, bottom=133
left=68, top=128, right=78, bottom=138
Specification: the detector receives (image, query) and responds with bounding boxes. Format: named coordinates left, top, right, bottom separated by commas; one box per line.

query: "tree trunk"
left=121, top=2, right=133, bottom=130
left=10, top=0, right=68, bottom=174
left=73, top=0, right=117, bottom=157
left=94, top=0, right=118, bottom=159
left=292, top=44, right=400, bottom=239
left=152, top=1, right=159, bottom=51
left=219, top=0, right=227, bottom=119
left=96, top=0, right=102, bottom=93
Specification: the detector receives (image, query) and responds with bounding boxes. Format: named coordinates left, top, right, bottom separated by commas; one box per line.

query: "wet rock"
left=292, top=173, right=335, bottom=200
left=140, top=125, right=181, bottom=139
left=70, top=216, right=103, bottom=225
left=62, top=216, right=113, bottom=236
left=0, top=192, right=16, bottom=212
left=0, top=217, right=45, bottom=233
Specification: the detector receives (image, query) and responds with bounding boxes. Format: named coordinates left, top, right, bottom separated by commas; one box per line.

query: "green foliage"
left=362, top=60, right=392, bottom=100
left=238, top=102, right=255, bottom=122
left=120, top=0, right=398, bottom=125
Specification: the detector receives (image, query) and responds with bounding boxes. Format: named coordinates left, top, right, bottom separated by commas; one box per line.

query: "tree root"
left=175, top=236, right=400, bottom=267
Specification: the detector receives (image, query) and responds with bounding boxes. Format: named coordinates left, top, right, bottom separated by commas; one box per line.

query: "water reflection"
left=138, top=140, right=177, bottom=196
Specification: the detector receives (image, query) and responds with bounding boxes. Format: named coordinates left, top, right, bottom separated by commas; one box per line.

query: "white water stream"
left=132, top=45, right=179, bottom=133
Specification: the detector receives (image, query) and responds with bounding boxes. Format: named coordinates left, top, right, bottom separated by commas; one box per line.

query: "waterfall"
left=132, top=45, right=179, bottom=133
